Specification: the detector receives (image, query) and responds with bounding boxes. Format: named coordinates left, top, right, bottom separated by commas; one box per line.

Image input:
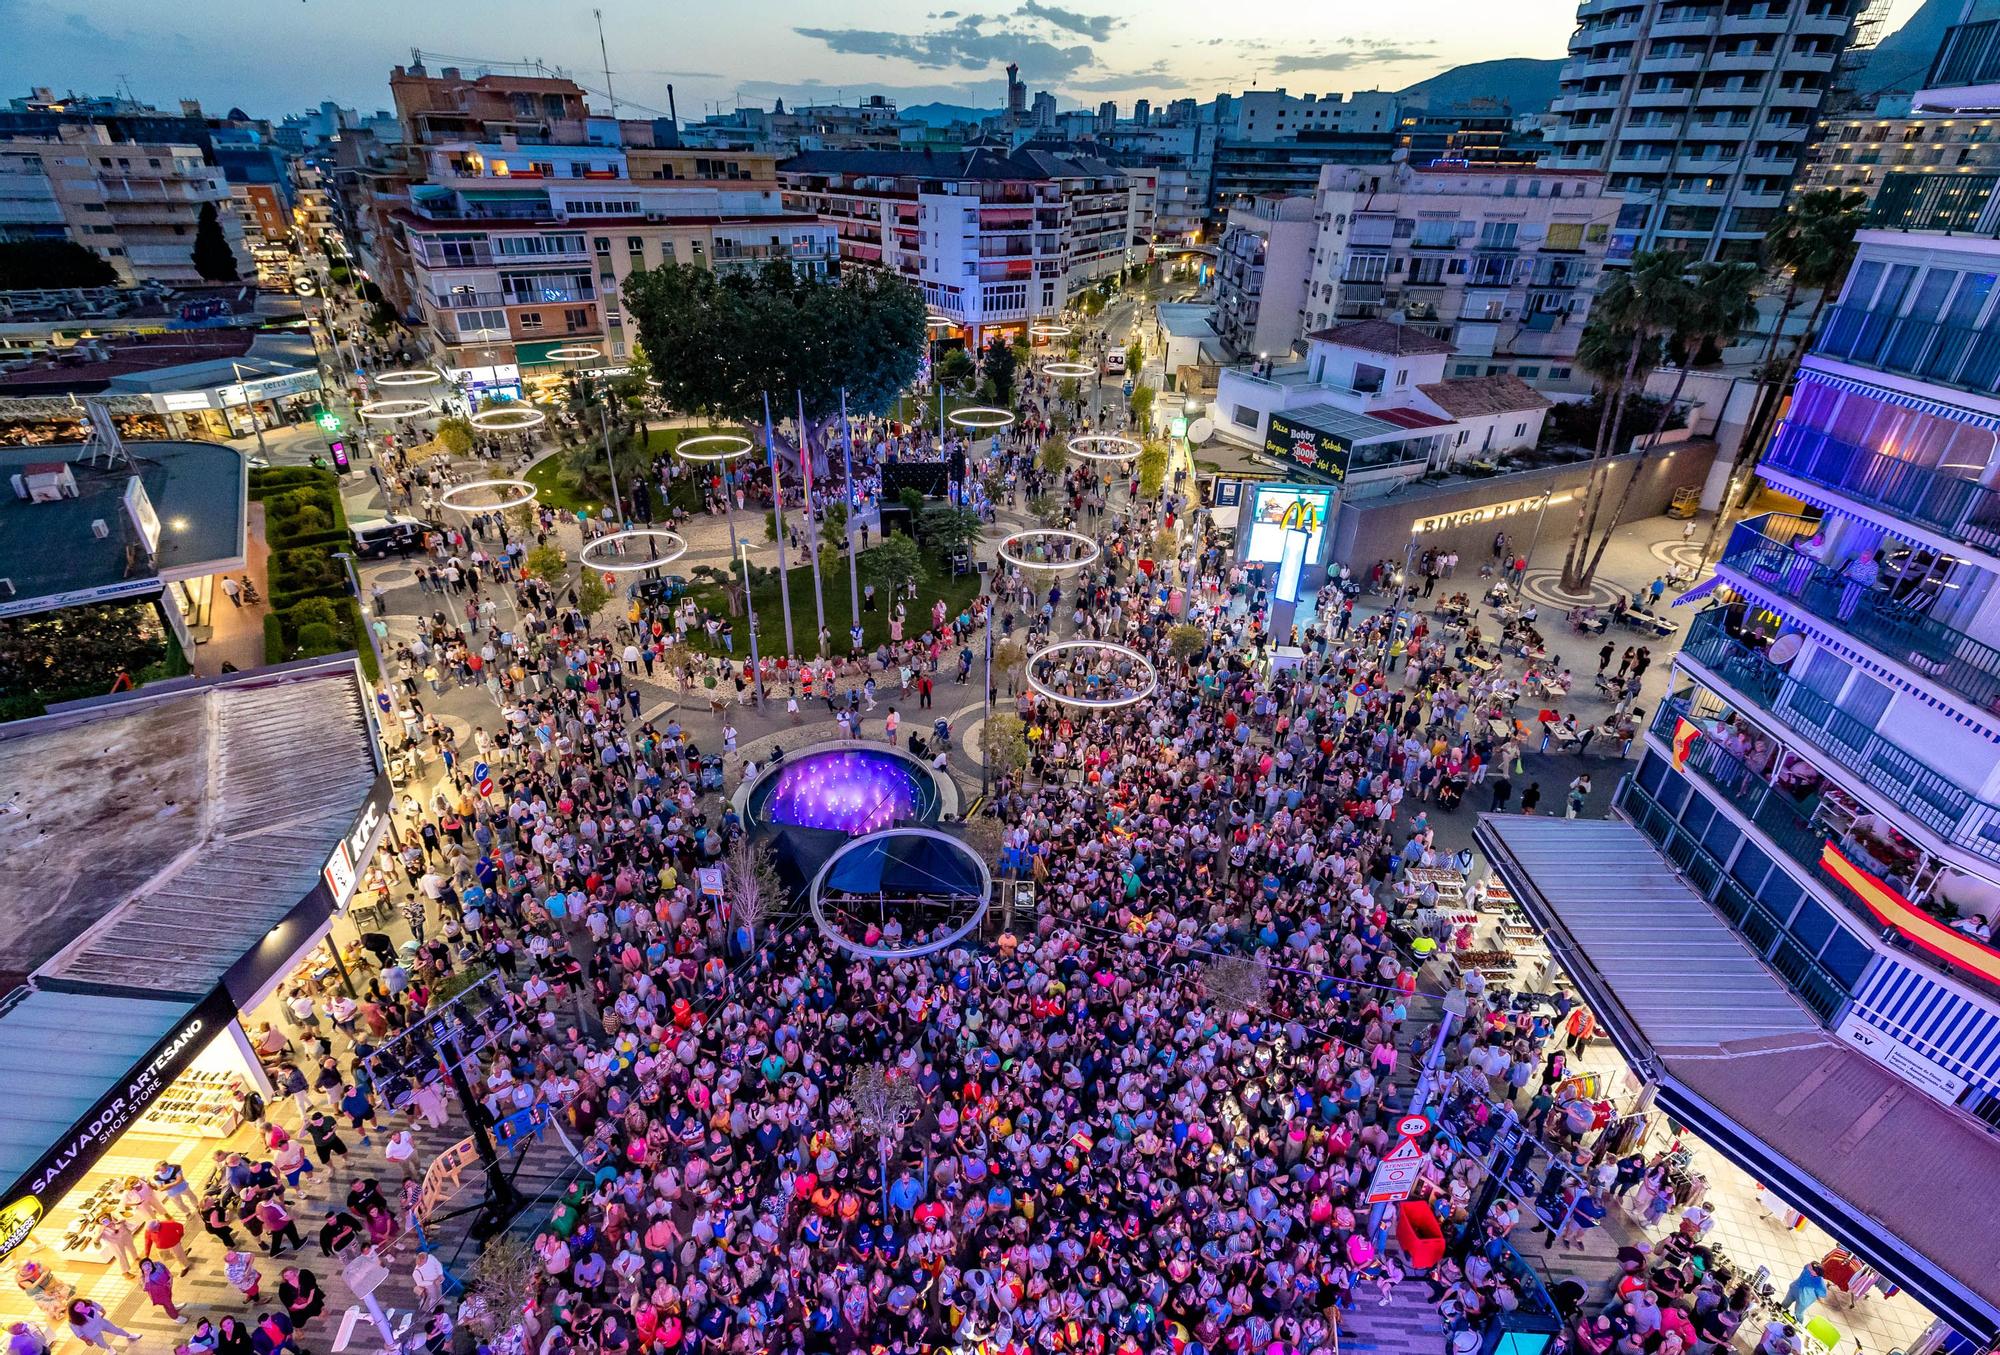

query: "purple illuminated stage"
left=746, top=749, right=937, bottom=835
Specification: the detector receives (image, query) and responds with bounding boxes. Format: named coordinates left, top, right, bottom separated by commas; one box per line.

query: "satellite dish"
left=1188, top=417, right=1214, bottom=444
left=1767, top=632, right=1803, bottom=666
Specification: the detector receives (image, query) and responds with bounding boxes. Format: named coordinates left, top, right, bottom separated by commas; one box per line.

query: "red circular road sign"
left=1396, top=1113, right=1432, bottom=1140
left=477, top=777, right=494, bottom=797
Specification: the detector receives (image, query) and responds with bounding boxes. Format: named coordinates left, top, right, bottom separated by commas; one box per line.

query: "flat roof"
left=0, top=662, right=380, bottom=995
left=0, top=990, right=195, bottom=1190
left=1476, top=813, right=2000, bottom=1343
left=1276, top=402, right=1413, bottom=445
left=0, top=440, right=245, bottom=613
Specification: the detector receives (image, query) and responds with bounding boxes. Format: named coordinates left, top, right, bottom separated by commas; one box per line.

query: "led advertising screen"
left=1243, top=484, right=1333, bottom=563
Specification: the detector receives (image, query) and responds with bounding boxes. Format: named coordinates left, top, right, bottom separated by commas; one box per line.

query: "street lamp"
left=736, top=534, right=766, bottom=708
left=229, top=360, right=268, bottom=459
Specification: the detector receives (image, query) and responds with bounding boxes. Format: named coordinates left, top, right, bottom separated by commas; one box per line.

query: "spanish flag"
left=1822, top=844, right=2000, bottom=986
left=1671, top=717, right=1701, bottom=772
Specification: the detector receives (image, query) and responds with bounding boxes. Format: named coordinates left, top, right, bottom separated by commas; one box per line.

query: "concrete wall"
left=1332, top=440, right=1718, bottom=572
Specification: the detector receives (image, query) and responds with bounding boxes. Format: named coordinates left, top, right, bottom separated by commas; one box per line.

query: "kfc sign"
left=323, top=777, right=391, bottom=911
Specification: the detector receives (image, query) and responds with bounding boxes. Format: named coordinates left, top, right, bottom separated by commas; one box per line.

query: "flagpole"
left=763, top=391, right=796, bottom=657
left=840, top=387, right=862, bottom=637
left=799, top=389, right=828, bottom=657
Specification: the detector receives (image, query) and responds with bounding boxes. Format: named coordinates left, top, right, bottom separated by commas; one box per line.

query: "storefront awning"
left=1475, top=813, right=2000, bottom=1344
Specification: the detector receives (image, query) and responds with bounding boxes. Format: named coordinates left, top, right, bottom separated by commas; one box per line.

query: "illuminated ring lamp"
left=372, top=368, right=444, bottom=388
left=1026, top=639, right=1157, bottom=710
left=947, top=406, right=1015, bottom=430
left=808, top=827, right=991, bottom=961
left=580, top=530, right=688, bottom=573
left=925, top=316, right=958, bottom=331
left=546, top=345, right=603, bottom=362
left=439, top=478, right=537, bottom=512
left=468, top=406, right=547, bottom=432
left=1029, top=324, right=1072, bottom=339
left=358, top=398, right=438, bottom=421
left=644, top=377, right=663, bottom=388
left=1041, top=361, right=1095, bottom=379
left=1068, top=434, right=1142, bottom=461
left=673, top=434, right=754, bottom=462
left=997, top=528, right=1099, bottom=573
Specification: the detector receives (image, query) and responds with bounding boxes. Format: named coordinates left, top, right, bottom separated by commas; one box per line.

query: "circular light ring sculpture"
left=674, top=434, right=755, bottom=461
left=947, top=406, right=1016, bottom=430
left=925, top=316, right=958, bottom=331
left=644, top=377, right=663, bottom=388
left=808, top=827, right=991, bottom=961
left=1041, top=361, right=1095, bottom=379
left=1029, top=324, right=1073, bottom=339
left=546, top=345, right=603, bottom=362
left=371, top=368, right=444, bottom=388
left=580, top=530, right=688, bottom=572
left=438, top=478, right=537, bottom=512
left=468, top=405, right=547, bottom=432
left=997, top=528, right=1100, bottom=572
left=359, top=398, right=439, bottom=421
left=1027, top=639, right=1158, bottom=709
left=1068, top=434, right=1143, bottom=461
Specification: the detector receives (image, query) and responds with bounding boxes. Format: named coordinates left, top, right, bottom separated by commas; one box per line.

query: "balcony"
left=1647, top=696, right=2000, bottom=998
left=1814, top=303, right=2000, bottom=401
left=1763, top=425, right=2000, bottom=554
left=1679, top=609, right=2000, bottom=861
left=428, top=289, right=506, bottom=309
left=1719, top=520, right=2000, bottom=715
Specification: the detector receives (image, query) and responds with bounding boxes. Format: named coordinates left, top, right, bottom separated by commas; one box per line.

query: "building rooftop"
left=1278, top=402, right=1413, bottom=444
left=0, top=331, right=253, bottom=395
left=0, top=662, right=379, bottom=996
left=1418, top=374, right=1552, bottom=418
left=779, top=146, right=1126, bottom=183
left=0, top=440, right=245, bottom=613
left=1305, top=319, right=1455, bottom=357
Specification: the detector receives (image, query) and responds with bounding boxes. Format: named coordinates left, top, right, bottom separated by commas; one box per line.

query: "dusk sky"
left=7, top=0, right=1926, bottom=122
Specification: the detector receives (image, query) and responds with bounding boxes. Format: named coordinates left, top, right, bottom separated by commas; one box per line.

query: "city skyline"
left=7, top=0, right=1927, bottom=123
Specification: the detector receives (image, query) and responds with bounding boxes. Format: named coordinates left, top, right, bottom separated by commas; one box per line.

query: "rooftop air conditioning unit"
left=92, top=518, right=111, bottom=538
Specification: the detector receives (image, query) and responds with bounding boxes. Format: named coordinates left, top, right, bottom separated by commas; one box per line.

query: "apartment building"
left=1800, top=107, right=2000, bottom=230
left=1298, top=158, right=1616, bottom=396
left=778, top=148, right=1144, bottom=346
left=1212, top=195, right=1318, bottom=359
left=1545, top=0, right=1863, bottom=261
left=1621, top=227, right=2000, bottom=1136
left=0, top=125, right=245, bottom=284
left=401, top=136, right=833, bottom=395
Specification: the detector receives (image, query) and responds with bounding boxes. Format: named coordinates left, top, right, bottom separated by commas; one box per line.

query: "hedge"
left=250, top=467, right=376, bottom=682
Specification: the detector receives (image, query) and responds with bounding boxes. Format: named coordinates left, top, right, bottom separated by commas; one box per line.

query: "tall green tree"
left=1575, top=260, right=1758, bottom=585
left=1558, top=251, right=1692, bottom=593
left=981, top=334, right=1019, bottom=406
left=1699, top=190, right=1865, bottom=563
left=192, top=202, right=239, bottom=282
left=0, top=240, right=117, bottom=289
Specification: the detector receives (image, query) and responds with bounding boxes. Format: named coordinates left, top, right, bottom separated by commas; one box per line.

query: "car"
left=1102, top=350, right=1126, bottom=376
left=349, top=515, right=436, bottom=559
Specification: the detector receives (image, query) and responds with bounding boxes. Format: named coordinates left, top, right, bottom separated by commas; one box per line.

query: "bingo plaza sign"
left=1264, top=414, right=1352, bottom=485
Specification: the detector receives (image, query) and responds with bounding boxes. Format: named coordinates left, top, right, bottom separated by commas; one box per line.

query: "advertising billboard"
left=1265, top=413, right=1352, bottom=484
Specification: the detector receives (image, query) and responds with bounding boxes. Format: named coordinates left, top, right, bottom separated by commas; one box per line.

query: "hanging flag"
left=1671, top=717, right=1701, bottom=772
left=1822, top=843, right=2000, bottom=984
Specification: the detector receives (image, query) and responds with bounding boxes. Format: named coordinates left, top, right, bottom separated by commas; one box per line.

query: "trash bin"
left=1396, top=1199, right=1447, bottom=1270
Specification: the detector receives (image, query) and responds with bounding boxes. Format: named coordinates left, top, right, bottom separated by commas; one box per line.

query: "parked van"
left=349, top=515, right=434, bottom=559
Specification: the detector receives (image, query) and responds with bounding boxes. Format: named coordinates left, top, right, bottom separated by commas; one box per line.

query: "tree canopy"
left=192, top=202, right=240, bottom=283
left=0, top=240, right=118, bottom=289
left=624, top=260, right=928, bottom=423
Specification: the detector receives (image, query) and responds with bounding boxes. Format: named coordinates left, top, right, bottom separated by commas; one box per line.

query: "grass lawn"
left=679, top=540, right=983, bottom=659
left=527, top=425, right=753, bottom=515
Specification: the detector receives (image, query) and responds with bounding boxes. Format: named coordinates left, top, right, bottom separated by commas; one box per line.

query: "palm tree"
left=1698, top=191, right=1865, bottom=563
left=1574, top=260, right=1760, bottom=584
left=1559, top=251, right=1692, bottom=594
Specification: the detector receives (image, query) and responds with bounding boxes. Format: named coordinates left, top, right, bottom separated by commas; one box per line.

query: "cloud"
left=1267, top=38, right=1434, bottom=73
left=1064, top=62, right=1175, bottom=92
left=794, top=15, right=1095, bottom=80
left=1016, top=0, right=1118, bottom=41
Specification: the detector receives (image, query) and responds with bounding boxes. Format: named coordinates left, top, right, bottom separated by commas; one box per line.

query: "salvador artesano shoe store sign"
left=0, top=984, right=238, bottom=1259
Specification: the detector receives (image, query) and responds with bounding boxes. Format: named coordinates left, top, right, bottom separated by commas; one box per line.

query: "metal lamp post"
left=230, top=360, right=269, bottom=459
left=737, top=535, right=766, bottom=708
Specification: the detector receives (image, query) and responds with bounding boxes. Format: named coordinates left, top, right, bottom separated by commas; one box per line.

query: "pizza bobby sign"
left=1263, top=414, right=1352, bottom=484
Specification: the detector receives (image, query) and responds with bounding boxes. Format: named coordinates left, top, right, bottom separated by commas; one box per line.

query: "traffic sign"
left=477, top=778, right=494, bottom=798
left=1366, top=1136, right=1426, bottom=1204
left=1395, top=1113, right=1432, bottom=1140
left=472, top=761, right=489, bottom=783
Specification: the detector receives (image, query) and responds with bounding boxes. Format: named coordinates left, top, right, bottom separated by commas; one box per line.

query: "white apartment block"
left=1545, top=0, right=1860, bottom=262
left=0, top=126, right=245, bottom=285
left=1299, top=158, right=1618, bottom=396
left=1212, top=195, right=1319, bottom=359
left=779, top=148, right=1145, bottom=346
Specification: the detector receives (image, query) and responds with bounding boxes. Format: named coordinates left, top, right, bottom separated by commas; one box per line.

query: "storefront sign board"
left=1835, top=1011, right=1969, bottom=1105
left=1263, top=414, right=1351, bottom=485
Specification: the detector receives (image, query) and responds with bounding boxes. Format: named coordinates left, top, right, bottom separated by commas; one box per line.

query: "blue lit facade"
left=1618, top=229, right=2000, bottom=1127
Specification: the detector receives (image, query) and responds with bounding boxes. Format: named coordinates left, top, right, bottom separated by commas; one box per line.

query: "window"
left=594, top=237, right=611, bottom=254
left=1479, top=220, right=1519, bottom=249
left=519, top=311, right=544, bottom=329
left=1453, top=362, right=1480, bottom=377
left=1232, top=404, right=1259, bottom=427
left=627, top=236, right=644, bottom=251
left=1546, top=222, right=1585, bottom=250
left=1514, top=422, right=1527, bottom=436
left=564, top=307, right=591, bottom=330
left=1516, top=366, right=1541, bottom=379
left=1548, top=365, right=1571, bottom=380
